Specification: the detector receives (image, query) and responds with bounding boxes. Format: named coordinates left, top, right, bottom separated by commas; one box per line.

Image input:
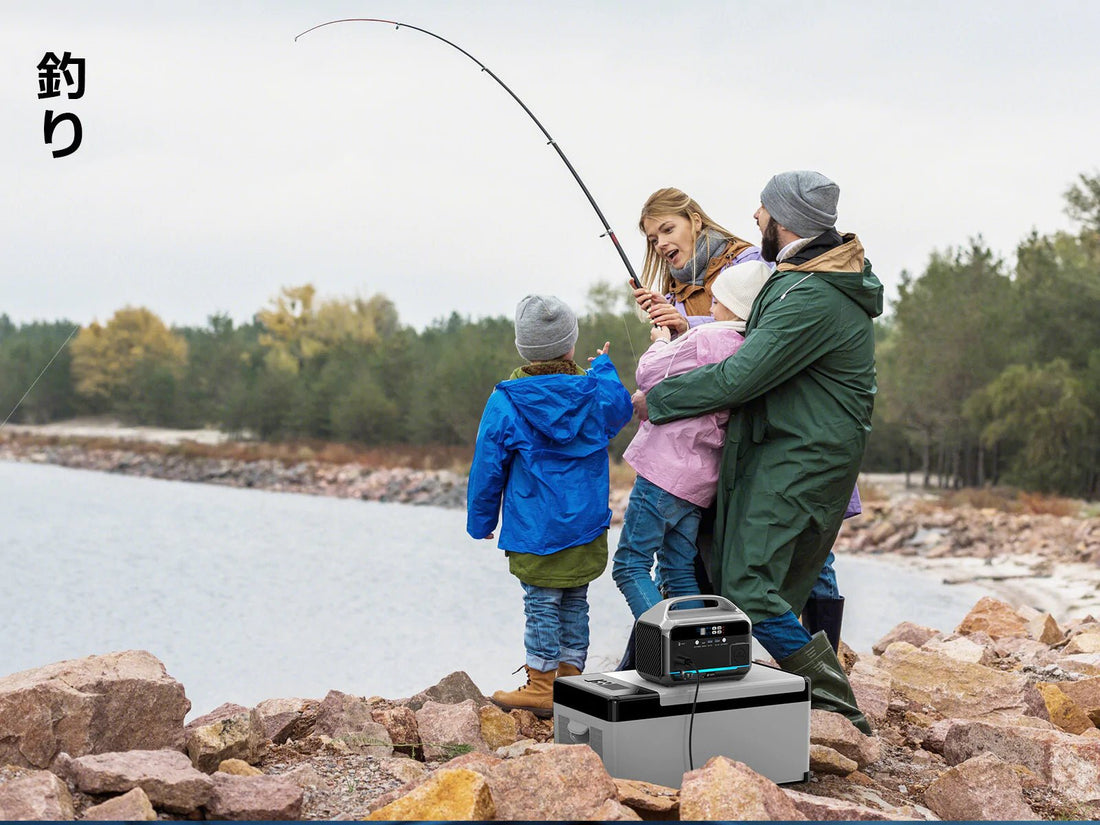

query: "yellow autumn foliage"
left=70, top=307, right=188, bottom=401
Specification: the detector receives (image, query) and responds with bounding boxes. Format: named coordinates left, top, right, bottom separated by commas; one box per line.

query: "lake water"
left=3, top=460, right=995, bottom=719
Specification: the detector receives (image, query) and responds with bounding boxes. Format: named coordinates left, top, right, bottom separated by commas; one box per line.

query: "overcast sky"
left=3, top=1, right=1097, bottom=331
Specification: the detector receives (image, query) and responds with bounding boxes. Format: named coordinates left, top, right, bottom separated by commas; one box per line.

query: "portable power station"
left=634, top=595, right=752, bottom=685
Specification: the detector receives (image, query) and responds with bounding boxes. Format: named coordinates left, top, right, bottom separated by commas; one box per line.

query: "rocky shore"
left=3, top=597, right=1100, bottom=821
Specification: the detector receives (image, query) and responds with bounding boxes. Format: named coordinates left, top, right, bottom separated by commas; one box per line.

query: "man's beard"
left=760, top=219, right=781, bottom=262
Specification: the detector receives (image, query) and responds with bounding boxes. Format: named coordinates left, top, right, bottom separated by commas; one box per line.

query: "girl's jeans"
left=520, top=582, right=589, bottom=672
left=613, top=475, right=705, bottom=620
left=754, top=610, right=814, bottom=660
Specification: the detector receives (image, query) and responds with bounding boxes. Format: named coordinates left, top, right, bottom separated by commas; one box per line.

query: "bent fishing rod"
left=294, top=18, right=643, bottom=290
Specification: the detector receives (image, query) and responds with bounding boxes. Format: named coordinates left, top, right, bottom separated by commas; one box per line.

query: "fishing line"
left=295, top=18, right=645, bottom=359
left=0, top=324, right=80, bottom=430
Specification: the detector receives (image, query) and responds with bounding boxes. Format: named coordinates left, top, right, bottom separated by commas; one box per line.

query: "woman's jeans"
left=754, top=611, right=814, bottom=660
left=613, top=475, right=705, bottom=620
left=520, top=582, right=589, bottom=672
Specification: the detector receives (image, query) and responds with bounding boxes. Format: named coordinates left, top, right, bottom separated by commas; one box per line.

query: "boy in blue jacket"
left=467, top=294, right=633, bottom=716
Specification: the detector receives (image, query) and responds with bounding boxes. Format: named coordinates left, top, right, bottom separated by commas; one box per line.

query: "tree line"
left=2, top=174, right=1098, bottom=498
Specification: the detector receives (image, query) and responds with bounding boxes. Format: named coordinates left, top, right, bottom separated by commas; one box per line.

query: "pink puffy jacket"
left=623, top=322, right=746, bottom=507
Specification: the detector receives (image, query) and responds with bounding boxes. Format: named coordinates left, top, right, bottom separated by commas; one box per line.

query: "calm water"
left=3, top=460, right=994, bottom=719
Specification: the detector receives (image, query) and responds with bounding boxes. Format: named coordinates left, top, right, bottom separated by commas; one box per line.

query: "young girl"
left=613, top=261, right=773, bottom=619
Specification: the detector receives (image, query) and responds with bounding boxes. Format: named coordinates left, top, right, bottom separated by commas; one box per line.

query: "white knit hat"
left=710, top=261, right=773, bottom=321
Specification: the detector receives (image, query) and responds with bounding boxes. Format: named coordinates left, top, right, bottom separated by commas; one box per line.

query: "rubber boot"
left=801, top=596, right=845, bottom=653
left=779, top=631, right=872, bottom=735
left=557, top=663, right=582, bottom=678
left=491, top=665, right=556, bottom=718
left=616, top=625, right=636, bottom=671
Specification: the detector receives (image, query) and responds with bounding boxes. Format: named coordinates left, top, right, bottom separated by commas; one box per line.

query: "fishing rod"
left=294, top=18, right=643, bottom=290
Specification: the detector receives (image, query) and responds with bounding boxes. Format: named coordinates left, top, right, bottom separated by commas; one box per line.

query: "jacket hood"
left=779, top=233, right=883, bottom=318
left=496, top=374, right=598, bottom=443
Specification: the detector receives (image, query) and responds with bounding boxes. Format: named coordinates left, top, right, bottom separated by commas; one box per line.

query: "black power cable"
left=676, top=655, right=703, bottom=771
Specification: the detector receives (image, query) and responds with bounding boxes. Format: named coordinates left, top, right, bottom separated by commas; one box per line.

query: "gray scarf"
left=669, top=229, right=729, bottom=286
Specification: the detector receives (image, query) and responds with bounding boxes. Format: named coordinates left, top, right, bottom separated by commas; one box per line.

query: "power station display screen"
left=669, top=620, right=750, bottom=641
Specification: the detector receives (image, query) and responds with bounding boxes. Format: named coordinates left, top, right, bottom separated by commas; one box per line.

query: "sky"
left=3, top=1, right=1098, bottom=332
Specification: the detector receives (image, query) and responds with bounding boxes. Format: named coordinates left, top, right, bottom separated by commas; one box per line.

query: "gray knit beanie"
left=514, top=294, right=579, bottom=361
left=760, top=170, right=839, bottom=238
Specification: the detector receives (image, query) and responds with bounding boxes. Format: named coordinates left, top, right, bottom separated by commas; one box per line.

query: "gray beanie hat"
left=760, top=170, right=839, bottom=238
left=514, top=294, right=579, bottom=361
left=710, top=260, right=773, bottom=321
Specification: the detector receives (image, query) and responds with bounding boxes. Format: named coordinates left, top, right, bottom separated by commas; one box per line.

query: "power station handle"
left=656, top=595, right=740, bottom=622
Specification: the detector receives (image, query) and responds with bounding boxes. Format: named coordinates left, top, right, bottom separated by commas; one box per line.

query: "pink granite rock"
left=955, top=596, right=1029, bottom=639
left=486, top=743, right=618, bottom=820
left=811, top=709, right=881, bottom=768
left=82, top=787, right=156, bottom=821
left=680, top=755, right=806, bottom=820
left=311, top=690, right=393, bottom=755
left=871, top=621, right=941, bottom=655
left=254, top=697, right=318, bottom=744
left=414, top=699, right=488, bottom=761
left=185, top=703, right=266, bottom=771
left=66, top=748, right=214, bottom=813
left=784, top=787, right=897, bottom=820
left=205, top=772, right=303, bottom=820
left=0, top=650, right=189, bottom=768
left=0, top=770, right=75, bottom=820
left=923, top=752, right=1036, bottom=820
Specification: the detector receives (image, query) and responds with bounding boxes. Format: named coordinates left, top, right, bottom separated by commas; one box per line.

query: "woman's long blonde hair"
left=638, top=188, right=748, bottom=296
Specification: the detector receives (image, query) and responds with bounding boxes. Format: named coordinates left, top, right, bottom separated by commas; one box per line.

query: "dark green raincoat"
left=646, top=232, right=883, bottom=623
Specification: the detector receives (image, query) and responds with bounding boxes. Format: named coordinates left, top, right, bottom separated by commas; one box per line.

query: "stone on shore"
left=65, top=748, right=214, bottom=813
left=783, top=787, right=897, bottom=820
left=371, top=702, right=421, bottom=758
left=878, top=641, right=1038, bottom=719
left=923, top=752, right=1036, bottom=820
left=612, top=777, right=679, bottom=819
left=585, top=797, right=644, bottom=820
left=872, top=621, right=941, bottom=655
left=402, top=670, right=490, bottom=711
left=810, top=743, right=859, bottom=775
left=848, top=660, right=892, bottom=724
left=415, top=699, right=488, bottom=761
left=478, top=702, right=520, bottom=750
left=811, top=709, right=880, bottom=768
left=1057, top=676, right=1100, bottom=726
left=1066, top=631, right=1100, bottom=654
left=82, top=787, right=156, bottom=821
left=0, top=650, right=189, bottom=768
left=217, top=758, right=263, bottom=776
left=487, top=744, right=619, bottom=820
left=1036, top=682, right=1096, bottom=734
left=311, top=690, right=393, bottom=755
left=679, top=755, right=805, bottom=821
left=185, top=702, right=266, bottom=772
left=205, top=772, right=304, bottom=820
left=955, top=596, right=1030, bottom=639
left=1028, top=612, right=1065, bottom=645
left=0, top=771, right=75, bottom=821
left=943, top=717, right=1100, bottom=803
left=366, top=767, right=494, bottom=821
left=254, top=697, right=318, bottom=744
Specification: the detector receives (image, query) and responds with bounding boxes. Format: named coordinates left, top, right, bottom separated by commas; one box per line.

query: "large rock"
left=586, top=798, right=644, bottom=820
left=478, top=702, right=519, bottom=750
left=185, top=703, right=266, bottom=772
left=848, top=661, right=891, bottom=724
left=415, top=699, right=488, bottom=761
left=403, top=671, right=490, bottom=711
left=371, top=703, right=421, bottom=758
left=1058, top=676, right=1100, bottom=726
left=311, top=690, right=393, bottom=755
left=0, top=650, right=189, bottom=767
left=366, top=767, right=494, bottom=821
left=923, top=752, right=1036, bottom=820
left=810, top=744, right=858, bottom=775
left=944, top=718, right=1100, bottom=803
left=612, top=777, right=678, bottom=819
left=205, top=772, right=303, bottom=820
left=783, top=787, right=896, bottom=820
left=1066, top=632, right=1100, bottom=655
left=680, top=755, right=805, bottom=820
left=65, top=748, right=214, bottom=813
left=811, top=710, right=880, bottom=768
left=0, top=771, right=75, bottom=820
left=922, top=635, right=993, bottom=665
left=871, top=621, right=940, bottom=655
left=955, top=596, right=1029, bottom=639
left=1028, top=612, right=1065, bottom=645
left=487, top=744, right=618, bottom=820
left=254, top=697, right=318, bottom=744
left=83, top=787, right=156, bottom=821
left=1036, top=683, right=1096, bottom=734
left=878, top=642, right=1037, bottom=719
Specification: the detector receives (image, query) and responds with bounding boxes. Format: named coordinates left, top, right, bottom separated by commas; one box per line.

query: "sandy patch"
left=3, top=416, right=231, bottom=446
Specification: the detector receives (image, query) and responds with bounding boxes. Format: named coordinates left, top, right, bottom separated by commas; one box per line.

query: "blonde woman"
left=631, top=188, right=765, bottom=335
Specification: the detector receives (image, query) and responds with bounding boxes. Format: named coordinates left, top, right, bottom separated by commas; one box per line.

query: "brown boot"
left=491, top=665, right=556, bottom=717
left=557, top=663, right=582, bottom=679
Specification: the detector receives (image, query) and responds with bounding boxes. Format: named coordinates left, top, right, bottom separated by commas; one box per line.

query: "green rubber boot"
left=779, top=630, right=872, bottom=735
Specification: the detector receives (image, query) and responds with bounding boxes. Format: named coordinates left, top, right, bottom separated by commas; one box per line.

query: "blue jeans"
left=810, top=551, right=840, bottom=599
left=753, top=611, right=813, bottom=660
left=613, top=475, right=705, bottom=620
left=520, top=582, right=589, bottom=672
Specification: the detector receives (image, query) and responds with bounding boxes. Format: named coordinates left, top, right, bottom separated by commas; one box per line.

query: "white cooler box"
left=553, top=664, right=810, bottom=787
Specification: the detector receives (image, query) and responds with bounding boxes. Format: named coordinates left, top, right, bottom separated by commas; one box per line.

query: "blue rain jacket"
left=466, top=354, right=633, bottom=555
